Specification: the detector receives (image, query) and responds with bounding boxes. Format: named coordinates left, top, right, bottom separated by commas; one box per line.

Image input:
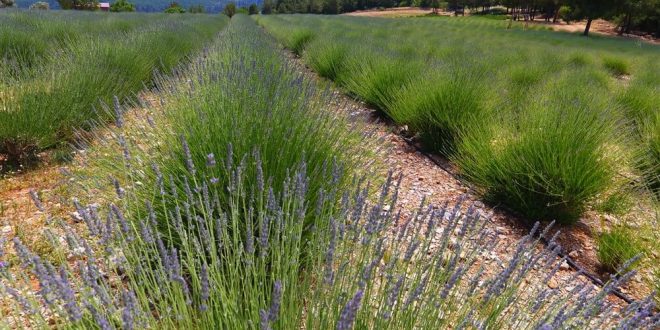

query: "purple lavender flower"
left=255, top=150, right=264, bottom=192
left=118, top=135, right=131, bottom=164
left=324, top=217, right=337, bottom=285
left=441, top=266, right=464, bottom=299
left=245, top=208, right=255, bottom=255
left=55, top=266, right=82, bottom=321
left=111, top=204, right=131, bottom=238
left=225, top=143, right=234, bottom=172
left=405, top=269, right=431, bottom=309
left=193, top=216, right=210, bottom=254
left=180, top=135, right=195, bottom=176
left=122, top=289, right=138, bottom=330
left=151, top=163, right=165, bottom=196
left=139, top=218, right=154, bottom=244
left=403, top=239, right=420, bottom=262
left=3, top=285, right=36, bottom=315
left=13, top=237, right=33, bottom=267
left=28, top=189, right=45, bottom=212
left=113, top=95, right=124, bottom=128
left=268, top=280, right=282, bottom=322
left=206, top=153, right=216, bottom=168
left=259, top=215, right=270, bottom=258
left=200, top=263, right=210, bottom=312
left=382, top=275, right=404, bottom=319
left=111, top=176, right=125, bottom=199
left=337, top=289, right=364, bottom=330
left=260, top=309, right=272, bottom=330
left=87, top=304, right=112, bottom=330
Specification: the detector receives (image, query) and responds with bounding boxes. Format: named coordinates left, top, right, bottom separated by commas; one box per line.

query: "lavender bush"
left=2, top=159, right=657, bottom=329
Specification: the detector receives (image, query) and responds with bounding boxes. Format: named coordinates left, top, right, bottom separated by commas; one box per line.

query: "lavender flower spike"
left=260, top=309, right=272, bottom=330
left=337, top=289, right=364, bottom=330
left=180, top=135, right=195, bottom=175
left=268, top=280, right=282, bottom=322
left=206, top=153, right=216, bottom=168
left=200, top=263, right=210, bottom=312
left=29, top=189, right=45, bottom=212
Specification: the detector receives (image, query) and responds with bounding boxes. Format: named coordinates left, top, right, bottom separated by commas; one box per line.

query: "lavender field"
left=0, top=8, right=658, bottom=330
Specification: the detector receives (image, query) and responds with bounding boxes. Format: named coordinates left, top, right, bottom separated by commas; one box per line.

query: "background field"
left=257, top=14, right=660, bottom=225
left=0, top=11, right=226, bottom=168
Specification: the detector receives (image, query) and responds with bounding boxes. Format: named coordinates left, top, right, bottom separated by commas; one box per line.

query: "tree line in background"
left=494, top=0, right=659, bottom=37
left=2, top=0, right=658, bottom=37
left=266, top=0, right=659, bottom=37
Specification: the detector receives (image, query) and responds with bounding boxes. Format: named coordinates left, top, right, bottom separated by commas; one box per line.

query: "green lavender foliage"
left=87, top=15, right=371, bottom=252
left=256, top=14, right=660, bottom=224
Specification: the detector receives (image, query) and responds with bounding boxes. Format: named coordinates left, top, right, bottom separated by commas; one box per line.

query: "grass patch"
left=388, top=71, right=485, bottom=154
left=603, top=56, right=631, bottom=76
left=597, top=226, right=644, bottom=273
left=304, top=41, right=347, bottom=80
left=289, top=29, right=315, bottom=56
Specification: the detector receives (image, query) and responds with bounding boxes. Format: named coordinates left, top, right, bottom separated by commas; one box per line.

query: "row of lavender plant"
left=1, top=15, right=657, bottom=329
left=0, top=12, right=227, bottom=168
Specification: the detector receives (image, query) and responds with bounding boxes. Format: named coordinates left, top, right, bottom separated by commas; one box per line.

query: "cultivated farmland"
left=0, top=9, right=658, bottom=330
left=0, top=11, right=227, bottom=167
left=257, top=14, right=660, bottom=225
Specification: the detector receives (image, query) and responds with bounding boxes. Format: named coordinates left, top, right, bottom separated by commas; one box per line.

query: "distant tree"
left=262, top=0, right=273, bottom=13
left=558, top=5, right=574, bottom=23
left=110, top=0, right=135, bottom=11
left=430, top=0, right=442, bottom=13
left=322, top=0, right=339, bottom=14
left=188, top=4, right=205, bottom=13
left=58, top=0, right=98, bottom=10
left=29, top=1, right=50, bottom=9
left=565, top=0, right=618, bottom=36
left=0, top=0, right=15, bottom=7
left=58, top=0, right=74, bottom=9
left=237, top=6, right=248, bottom=14
left=248, top=3, right=258, bottom=14
left=164, top=1, right=185, bottom=12
left=223, top=2, right=236, bottom=17
left=612, top=0, right=659, bottom=37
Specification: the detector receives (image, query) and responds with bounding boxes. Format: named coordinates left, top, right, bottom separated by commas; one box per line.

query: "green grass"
left=0, top=11, right=227, bottom=169
left=289, top=29, right=315, bottom=56
left=304, top=40, right=347, bottom=80
left=602, top=56, right=631, bottom=76
left=256, top=14, right=659, bottom=224
left=388, top=70, right=486, bottom=154
left=597, top=227, right=644, bottom=273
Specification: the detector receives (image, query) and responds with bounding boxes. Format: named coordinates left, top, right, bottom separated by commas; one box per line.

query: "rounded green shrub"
left=304, top=40, right=347, bottom=80
left=389, top=71, right=485, bottom=154
left=455, top=81, right=621, bottom=224
left=289, top=29, right=315, bottom=56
